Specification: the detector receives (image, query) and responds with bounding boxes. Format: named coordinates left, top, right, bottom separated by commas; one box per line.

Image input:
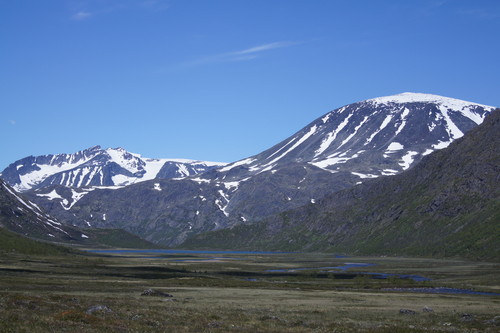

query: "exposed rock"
left=86, top=305, right=112, bottom=314
left=484, top=315, right=500, bottom=326
left=422, top=306, right=434, bottom=312
left=184, top=109, right=500, bottom=260
left=460, top=313, right=474, bottom=322
left=208, top=321, right=224, bottom=328
left=141, top=288, right=173, bottom=297
left=18, top=95, right=494, bottom=248
left=131, top=314, right=142, bottom=321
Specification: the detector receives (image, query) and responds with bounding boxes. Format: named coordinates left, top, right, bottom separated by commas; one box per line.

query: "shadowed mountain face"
left=3, top=93, right=495, bottom=247
left=0, top=179, right=89, bottom=242
left=0, top=179, right=158, bottom=248
left=183, top=109, right=500, bottom=261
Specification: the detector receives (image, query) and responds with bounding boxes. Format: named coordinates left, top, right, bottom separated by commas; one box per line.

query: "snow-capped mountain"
left=0, top=145, right=226, bottom=192
left=12, top=93, right=496, bottom=246
left=183, top=109, right=500, bottom=258
left=216, top=92, right=493, bottom=179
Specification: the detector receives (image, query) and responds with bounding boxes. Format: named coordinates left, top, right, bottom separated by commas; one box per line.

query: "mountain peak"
left=86, top=145, right=102, bottom=152
left=1, top=146, right=226, bottom=191
left=218, top=92, right=494, bottom=181
left=366, top=92, right=495, bottom=110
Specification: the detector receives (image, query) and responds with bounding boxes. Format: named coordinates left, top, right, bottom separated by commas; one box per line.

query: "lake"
left=87, top=249, right=288, bottom=255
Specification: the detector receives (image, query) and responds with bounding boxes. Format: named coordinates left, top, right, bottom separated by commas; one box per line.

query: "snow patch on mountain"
left=338, top=116, right=369, bottom=149
left=438, top=105, right=464, bottom=139
left=37, top=189, right=64, bottom=201
left=2, top=146, right=226, bottom=191
left=219, top=157, right=256, bottom=172
left=17, top=157, right=92, bottom=191
left=386, top=142, right=404, bottom=151
left=400, top=151, right=419, bottom=170
left=3, top=183, right=34, bottom=211
left=315, top=113, right=353, bottom=156
left=365, top=114, right=393, bottom=145
left=368, top=92, right=494, bottom=110
left=105, top=147, right=143, bottom=173
left=2, top=182, right=71, bottom=235
left=263, top=124, right=318, bottom=169
left=394, top=107, right=410, bottom=136
left=351, top=172, right=379, bottom=179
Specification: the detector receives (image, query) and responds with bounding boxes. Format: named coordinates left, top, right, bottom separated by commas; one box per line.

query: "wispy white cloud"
left=181, top=41, right=301, bottom=68
left=9, top=120, right=16, bottom=125
left=233, top=42, right=300, bottom=55
left=69, top=0, right=169, bottom=21
left=71, top=11, right=93, bottom=21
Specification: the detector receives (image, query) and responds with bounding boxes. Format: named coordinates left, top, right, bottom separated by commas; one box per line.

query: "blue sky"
left=1, top=0, right=499, bottom=169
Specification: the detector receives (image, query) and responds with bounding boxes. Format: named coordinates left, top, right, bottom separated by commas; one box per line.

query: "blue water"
left=266, top=263, right=431, bottom=282
left=383, top=287, right=500, bottom=296
left=87, top=249, right=287, bottom=255
left=87, top=249, right=497, bottom=296
left=362, top=272, right=431, bottom=282
left=173, top=257, right=245, bottom=262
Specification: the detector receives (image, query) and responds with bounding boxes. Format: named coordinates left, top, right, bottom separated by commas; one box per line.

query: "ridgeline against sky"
left=1, top=0, right=499, bottom=169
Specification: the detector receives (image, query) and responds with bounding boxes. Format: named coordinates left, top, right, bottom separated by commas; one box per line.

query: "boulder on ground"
left=86, top=305, right=112, bottom=314
left=141, top=288, right=173, bottom=297
left=461, top=313, right=474, bottom=322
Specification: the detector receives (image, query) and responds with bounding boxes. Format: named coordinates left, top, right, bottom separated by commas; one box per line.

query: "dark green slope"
left=183, top=109, right=500, bottom=261
left=84, top=228, right=164, bottom=249
left=0, top=227, right=75, bottom=255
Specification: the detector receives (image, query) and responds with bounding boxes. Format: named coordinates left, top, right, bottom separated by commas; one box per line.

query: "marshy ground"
left=0, top=250, right=498, bottom=332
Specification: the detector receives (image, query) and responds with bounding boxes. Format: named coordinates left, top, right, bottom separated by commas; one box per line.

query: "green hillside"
left=0, top=227, right=75, bottom=256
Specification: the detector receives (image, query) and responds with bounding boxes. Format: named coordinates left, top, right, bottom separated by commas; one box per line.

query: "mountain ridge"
left=183, top=108, right=500, bottom=260
left=215, top=92, right=493, bottom=178
left=0, top=145, right=226, bottom=192
left=0, top=178, right=90, bottom=242
left=2, top=92, right=496, bottom=247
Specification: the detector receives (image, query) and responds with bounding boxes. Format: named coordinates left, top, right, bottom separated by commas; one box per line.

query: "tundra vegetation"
left=0, top=243, right=498, bottom=332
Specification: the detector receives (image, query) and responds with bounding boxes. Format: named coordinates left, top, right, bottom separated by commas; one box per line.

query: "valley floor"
left=0, top=250, right=498, bottom=332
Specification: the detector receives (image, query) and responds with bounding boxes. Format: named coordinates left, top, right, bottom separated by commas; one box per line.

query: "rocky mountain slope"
left=216, top=92, right=492, bottom=178
left=0, top=179, right=89, bottom=242
left=8, top=93, right=496, bottom=246
left=0, top=145, right=226, bottom=192
left=0, top=179, right=157, bottom=248
left=184, top=109, right=500, bottom=260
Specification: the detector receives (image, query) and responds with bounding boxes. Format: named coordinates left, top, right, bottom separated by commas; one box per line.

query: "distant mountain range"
left=0, top=92, right=496, bottom=251
left=184, top=108, right=500, bottom=260
left=0, top=145, right=226, bottom=192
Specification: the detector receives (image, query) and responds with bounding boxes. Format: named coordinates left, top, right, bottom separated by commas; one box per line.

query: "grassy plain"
left=0, top=249, right=498, bottom=332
